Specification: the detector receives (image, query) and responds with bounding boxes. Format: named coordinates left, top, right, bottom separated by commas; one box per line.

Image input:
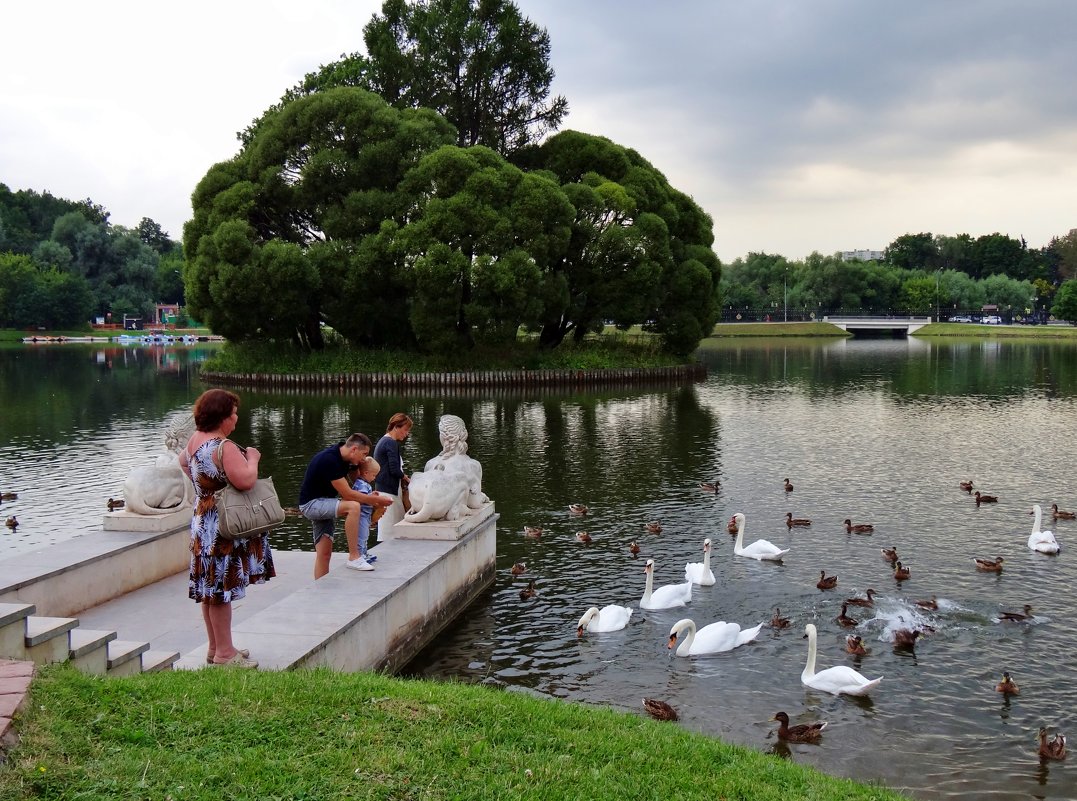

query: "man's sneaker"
left=365, top=554, right=377, bottom=564
left=346, top=556, right=374, bottom=571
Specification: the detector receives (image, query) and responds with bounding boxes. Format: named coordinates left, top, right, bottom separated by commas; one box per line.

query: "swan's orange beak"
left=667, top=634, right=677, bottom=650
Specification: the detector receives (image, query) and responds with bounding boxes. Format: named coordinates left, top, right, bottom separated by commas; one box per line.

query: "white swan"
left=731, top=512, right=790, bottom=561
left=685, top=538, right=716, bottom=585
left=576, top=605, right=633, bottom=636
left=801, top=623, right=882, bottom=696
left=640, top=559, right=693, bottom=610
left=668, top=617, right=763, bottom=656
left=1028, top=504, right=1061, bottom=554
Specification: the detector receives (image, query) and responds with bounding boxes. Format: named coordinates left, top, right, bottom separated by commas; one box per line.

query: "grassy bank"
left=0, top=665, right=909, bottom=801
left=914, top=322, right=1077, bottom=338
left=710, top=322, right=850, bottom=337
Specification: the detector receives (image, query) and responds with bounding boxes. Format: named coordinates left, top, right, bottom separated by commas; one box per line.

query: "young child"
left=348, top=457, right=382, bottom=569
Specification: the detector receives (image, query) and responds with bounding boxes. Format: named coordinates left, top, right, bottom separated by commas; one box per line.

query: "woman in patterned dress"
left=179, top=389, right=275, bottom=668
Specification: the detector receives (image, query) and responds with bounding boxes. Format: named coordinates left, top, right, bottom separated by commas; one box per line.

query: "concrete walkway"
left=0, top=659, right=34, bottom=752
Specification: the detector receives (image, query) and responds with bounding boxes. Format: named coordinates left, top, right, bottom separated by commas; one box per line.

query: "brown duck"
left=836, top=603, right=859, bottom=628
left=817, top=570, right=838, bottom=590
left=772, top=711, right=827, bottom=743
left=974, top=556, right=1004, bottom=572
left=974, top=491, right=998, bottom=506
left=844, top=589, right=876, bottom=608
left=642, top=698, right=678, bottom=721
left=893, top=561, right=911, bottom=581
left=785, top=512, right=812, bottom=527
left=1038, top=727, right=1067, bottom=760
left=518, top=580, right=537, bottom=601
left=770, top=607, right=791, bottom=629
left=1052, top=503, right=1076, bottom=520
left=881, top=546, right=899, bottom=564
left=845, top=635, right=868, bottom=655
left=843, top=518, right=874, bottom=534
left=995, top=671, right=1019, bottom=695
left=999, top=604, right=1034, bottom=622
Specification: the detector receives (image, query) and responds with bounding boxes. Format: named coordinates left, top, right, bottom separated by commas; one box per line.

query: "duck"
left=726, top=517, right=739, bottom=535
left=770, top=607, right=791, bottom=629
left=518, top=580, right=537, bottom=601
left=995, top=671, right=1019, bottom=695
left=893, top=561, right=911, bottom=581
left=640, top=559, right=692, bottom=610
left=801, top=623, right=882, bottom=696
left=844, top=589, right=876, bottom=608
left=974, top=555, right=1004, bottom=572
left=522, top=526, right=543, bottom=539
left=974, top=491, right=998, bottom=505
left=642, top=698, right=678, bottom=721
left=771, top=711, right=827, bottom=743
left=892, top=628, right=922, bottom=649
left=783, top=478, right=794, bottom=492
left=645, top=521, right=663, bottom=534
left=835, top=603, right=859, bottom=627
left=0, top=491, right=18, bottom=501
left=1038, top=727, right=1067, bottom=760
left=785, top=512, right=812, bottom=527
left=4, top=515, right=17, bottom=529
left=1028, top=504, right=1061, bottom=554
left=667, top=617, right=763, bottom=656
left=959, top=480, right=974, bottom=493
left=881, top=546, right=899, bottom=564
left=568, top=503, right=589, bottom=515
left=816, top=570, right=838, bottom=590
left=843, top=518, right=874, bottom=534
left=913, top=595, right=939, bottom=611
left=1051, top=503, right=1076, bottom=520
left=510, top=561, right=526, bottom=576
left=575, top=531, right=592, bottom=544
left=699, top=480, right=721, bottom=492
left=998, top=604, right=1034, bottom=622
left=106, top=497, right=125, bottom=511
left=731, top=513, right=790, bottom=561
left=629, top=540, right=641, bottom=557
left=845, top=635, right=868, bottom=655
left=684, top=538, right=716, bottom=586
left=576, top=604, right=633, bottom=636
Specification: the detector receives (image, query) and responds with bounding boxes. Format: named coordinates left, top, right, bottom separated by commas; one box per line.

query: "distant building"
left=841, top=249, right=884, bottom=262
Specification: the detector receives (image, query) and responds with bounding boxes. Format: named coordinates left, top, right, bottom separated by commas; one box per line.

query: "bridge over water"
left=823, top=315, right=933, bottom=337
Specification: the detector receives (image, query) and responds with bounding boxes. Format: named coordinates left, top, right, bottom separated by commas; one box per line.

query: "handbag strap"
left=214, top=438, right=246, bottom=486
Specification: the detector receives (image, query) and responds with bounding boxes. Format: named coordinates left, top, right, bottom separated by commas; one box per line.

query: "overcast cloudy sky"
left=3, top=1, right=1074, bottom=263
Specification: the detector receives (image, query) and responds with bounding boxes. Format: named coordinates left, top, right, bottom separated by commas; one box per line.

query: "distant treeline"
left=0, top=184, right=185, bottom=329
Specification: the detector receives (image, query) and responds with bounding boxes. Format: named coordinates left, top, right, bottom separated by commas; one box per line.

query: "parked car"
left=948, top=315, right=973, bottom=323
left=982, top=315, right=1002, bottom=325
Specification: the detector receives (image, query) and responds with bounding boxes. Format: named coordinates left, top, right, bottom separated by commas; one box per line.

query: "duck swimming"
left=510, top=561, right=526, bottom=576
left=844, top=589, right=875, bottom=608
left=575, top=531, right=592, bottom=544
left=974, top=556, right=1004, bottom=572
left=783, top=478, right=794, bottom=492
left=1051, top=503, right=1076, bottom=520
left=835, top=603, right=859, bottom=627
left=843, top=518, right=874, bottom=534
left=892, top=628, right=922, bottom=649
left=998, top=604, right=1034, bottom=622
left=802, top=623, right=882, bottom=696
left=0, top=491, right=17, bottom=501
left=975, top=491, right=998, bottom=505
left=4, top=516, right=17, bottom=529
left=845, top=635, right=868, bottom=655
left=817, top=570, right=838, bottom=590
left=770, top=607, right=791, bottom=629
left=518, top=580, right=537, bottom=600
left=959, top=480, right=974, bottom=493
left=568, top=503, right=589, bottom=515
left=785, top=512, right=812, bottom=527
left=522, top=526, right=542, bottom=538
left=645, top=521, right=663, bottom=534
left=893, top=561, right=911, bottom=581
left=881, top=546, right=899, bottom=564
left=699, top=480, right=720, bottom=492
left=1038, top=727, right=1067, bottom=760
left=629, top=540, right=640, bottom=557
left=772, top=711, right=827, bottom=743
left=995, top=671, right=1019, bottom=695
left=913, top=596, right=939, bottom=610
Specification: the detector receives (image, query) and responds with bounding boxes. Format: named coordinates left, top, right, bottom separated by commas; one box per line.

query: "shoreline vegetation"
left=0, top=664, right=912, bottom=801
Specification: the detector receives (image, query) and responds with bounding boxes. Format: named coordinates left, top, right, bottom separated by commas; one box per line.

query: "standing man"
left=299, top=433, right=392, bottom=579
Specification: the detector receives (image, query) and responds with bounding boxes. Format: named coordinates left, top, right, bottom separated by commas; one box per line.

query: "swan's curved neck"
left=677, top=621, right=696, bottom=655
left=1032, top=506, right=1043, bottom=534
left=643, top=568, right=653, bottom=603
left=734, top=519, right=744, bottom=550
left=803, top=629, right=817, bottom=678
left=702, top=547, right=711, bottom=571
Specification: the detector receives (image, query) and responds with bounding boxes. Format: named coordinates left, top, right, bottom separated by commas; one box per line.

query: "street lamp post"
left=935, top=269, right=941, bottom=322
left=783, top=268, right=788, bottom=322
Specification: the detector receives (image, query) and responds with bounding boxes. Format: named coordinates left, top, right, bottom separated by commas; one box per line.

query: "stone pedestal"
left=103, top=507, right=192, bottom=533
left=391, top=502, right=495, bottom=541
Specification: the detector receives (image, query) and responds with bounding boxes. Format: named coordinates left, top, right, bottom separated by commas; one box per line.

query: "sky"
left=3, top=1, right=1076, bottom=264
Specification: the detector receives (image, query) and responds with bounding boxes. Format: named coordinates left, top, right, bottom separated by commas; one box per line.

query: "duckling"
left=642, top=698, right=678, bottom=722
left=645, top=521, right=663, bottom=534
left=913, top=595, right=939, bottom=611
left=522, top=526, right=543, bottom=539
left=510, top=561, right=527, bottom=576
left=974, top=491, right=998, bottom=505
left=568, top=503, right=589, bottom=515
left=518, top=579, right=537, bottom=601
left=836, top=603, right=859, bottom=628
left=1038, top=727, right=1067, bottom=760
left=816, top=570, right=838, bottom=590
left=107, top=497, right=125, bottom=511
left=959, top=480, right=974, bottom=493
left=893, top=561, right=911, bottom=581
left=770, top=607, right=791, bottom=629
left=843, top=518, right=874, bottom=534
left=892, top=628, right=922, bottom=649
left=881, top=546, right=899, bottom=564
left=575, top=531, right=592, bottom=544
left=999, top=604, right=1034, bottom=622
left=771, top=711, right=827, bottom=743
left=845, top=635, right=868, bottom=655
left=4, top=515, right=17, bottom=529
left=785, top=512, right=812, bottom=527
left=844, top=589, right=876, bottom=608
left=699, top=480, right=720, bottom=492
left=629, top=540, right=641, bottom=557
left=1052, top=503, right=1076, bottom=520
left=974, top=555, right=1004, bottom=572
left=995, top=671, right=1019, bottom=695
left=0, top=491, right=17, bottom=501
left=783, top=478, right=794, bottom=492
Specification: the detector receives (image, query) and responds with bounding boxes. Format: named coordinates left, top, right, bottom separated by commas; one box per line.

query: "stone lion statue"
left=122, top=412, right=196, bottom=515
left=404, top=414, right=489, bottom=523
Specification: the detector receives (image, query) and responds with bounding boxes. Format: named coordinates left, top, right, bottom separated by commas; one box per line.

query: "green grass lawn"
left=0, top=665, right=910, bottom=801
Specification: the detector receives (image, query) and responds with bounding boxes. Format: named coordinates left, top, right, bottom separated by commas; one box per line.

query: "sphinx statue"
left=121, top=412, right=196, bottom=515
left=404, top=414, right=489, bottom=523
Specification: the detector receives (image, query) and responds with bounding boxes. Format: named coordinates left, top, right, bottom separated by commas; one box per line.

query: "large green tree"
left=243, top=0, right=566, bottom=157
left=1052, top=279, right=1077, bottom=324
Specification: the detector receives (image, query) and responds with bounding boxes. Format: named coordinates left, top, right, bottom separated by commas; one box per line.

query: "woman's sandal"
left=213, top=652, right=258, bottom=668
left=207, top=648, right=250, bottom=665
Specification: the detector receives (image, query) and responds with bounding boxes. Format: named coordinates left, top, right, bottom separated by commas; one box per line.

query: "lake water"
left=2, top=336, right=1076, bottom=800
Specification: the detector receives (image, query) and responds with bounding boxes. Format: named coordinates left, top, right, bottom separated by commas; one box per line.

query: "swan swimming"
left=730, top=512, right=790, bottom=561
left=640, top=559, right=692, bottom=610
left=685, top=538, right=716, bottom=585
left=668, top=617, right=763, bottom=656
left=576, top=605, right=633, bottom=636
left=1028, top=504, right=1061, bottom=554
left=801, top=623, right=882, bottom=696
